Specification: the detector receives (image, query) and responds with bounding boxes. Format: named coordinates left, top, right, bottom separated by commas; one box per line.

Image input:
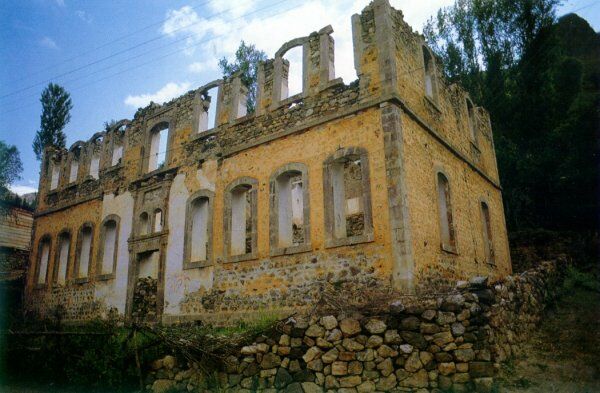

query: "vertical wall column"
left=380, top=102, right=414, bottom=292
left=373, top=0, right=398, bottom=95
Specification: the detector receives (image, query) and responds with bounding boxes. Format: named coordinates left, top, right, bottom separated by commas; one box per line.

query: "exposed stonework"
left=26, top=0, right=510, bottom=323
left=145, top=259, right=565, bottom=392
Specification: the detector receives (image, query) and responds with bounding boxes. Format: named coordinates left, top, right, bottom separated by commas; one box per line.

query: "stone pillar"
left=380, top=102, right=414, bottom=292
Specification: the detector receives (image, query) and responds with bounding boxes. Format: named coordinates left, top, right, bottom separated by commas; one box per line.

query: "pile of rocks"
left=132, top=277, right=158, bottom=321
left=146, top=259, right=566, bottom=393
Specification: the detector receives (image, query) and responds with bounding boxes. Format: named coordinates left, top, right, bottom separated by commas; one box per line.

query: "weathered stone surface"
left=376, top=374, right=397, bottom=390
left=331, top=361, right=348, bottom=376
left=451, top=322, right=466, bottom=336
left=404, top=351, right=423, bottom=372
left=437, top=311, right=457, bottom=325
left=473, top=377, right=494, bottom=393
left=390, top=300, right=405, bottom=314
left=401, top=316, right=421, bottom=331
left=401, top=332, right=428, bottom=349
left=377, top=358, right=394, bottom=376
left=275, top=368, right=293, bottom=389
left=301, top=382, right=322, bottom=393
left=152, top=379, right=176, bottom=393
left=398, top=369, right=429, bottom=388
left=339, top=375, right=361, bottom=387
left=260, top=353, right=281, bottom=369
left=432, top=331, right=454, bottom=347
left=162, top=355, right=177, bottom=370
left=307, top=359, right=323, bottom=372
left=441, top=294, right=465, bottom=312
left=421, top=309, right=437, bottom=321
left=454, top=348, right=475, bottom=362
left=286, top=382, right=304, bottom=393
left=421, top=322, right=440, bottom=334
left=303, top=347, right=322, bottom=363
left=340, top=319, right=361, bottom=336
left=348, top=360, right=363, bottom=375
left=321, top=316, right=338, bottom=330
left=364, top=319, right=386, bottom=334
left=321, top=348, right=339, bottom=364
left=366, top=335, right=383, bottom=348
left=399, top=344, right=414, bottom=354
left=342, top=338, right=364, bottom=352
left=356, top=380, right=376, bottom=392
left=438, top=362, right=456, bottom=376
left=384, top=329, right=401, bottom=344
left=306, top=324, right=325, bottom=338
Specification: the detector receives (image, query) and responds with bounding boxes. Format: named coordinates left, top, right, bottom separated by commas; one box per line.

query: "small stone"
left=438, top=362, right=456, bottom=376
left=454, top=348, right=475, bottom=362
left=376, top=374, right=397, bottom=391
left=322, top=348, right=339, bottom=363
left=451, top=322, right=466, bottom=336
left=405, top=351, right=423, bottom=372
left=307, top=359, right=323, bottom=372
left=377, top=358, right=394, bottom=376
left=456, top=280, right=469, bottom=289
left=441, top=294, right=465, bottom=312
left=357, top=380, right=376, bottom=392
left=260, top=353, right=281, bottom=369
left=355, top=349, right=374, bottom=362
left=456, top=362, right=469, bottom=372
left=437, top=311, right=456, bottom=325
left=275, top=368, right=293, bottom=389
left=326, top=329, right=342, bottom=342
left=306, top=324, right=325, bottom=338
left=453, top=372, right=470, bottom=383
left=303, top=347, right=322, bottom=363
left=150, top=359, right=163, bottom=370
left=419, top=351, right=434, bottom=367
left=340, top=318, right=361, bottom=336
left=399, top=344, right=414, bottom=354
left=457, top=309, right=470, bottom=321
left=241, top=345, right=257, bottom=355
left=279, top=334, right=290, bottom=346
left=432, top=331, right=454, bottom=347
left=421, top=322, right=440, bottom=334
left=469, top=276, right=488, bottom=288
left=398, top=369, right=429, bottom=388
left=339, top=351, right=356, bottom=361
left=348, top=361, right=363, bottom=375
left=339, top=375, right=361, bottom=387
left=325, top=375, right=339, bottom=389
left=366, top=335, right=383, bottom=348
left=384, top=329, right=401, bottom=344
left=162, top=355, right=177, bottom=370
left=151, top=380, right=175, bottom=393
left=301, top=382, right=322, bottom=393
left=316, top=337, right=333, bottom=348
left=401, top=331, right=428, bottom=350
left=364, top=318, right=386, bottom=334
left=256, top=343, right=269, bottom=353
left=331, top=361, right=348, bottom=376
left=421, top=309, right=437, bottom=320
left=286, top=382, right=303, bottom=393
left=289, top=360, right=301, bottom=373
left=377, top=344, right=398, bottom=358
left=343, top=338, right=364, bottom=351
left=390, top=300, right=405, bottom=313
left=321, top=315, right=338, bottom=330
left=401, top=316, right=421, bottom=331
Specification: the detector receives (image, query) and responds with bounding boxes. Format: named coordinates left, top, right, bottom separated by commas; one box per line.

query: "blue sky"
left=2, top=0, right=598, bottom=195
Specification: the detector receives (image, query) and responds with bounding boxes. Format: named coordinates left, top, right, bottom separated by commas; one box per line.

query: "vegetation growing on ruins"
left=32, top=83, right=73, bottom=161
left=425, top=0, right=600, bottom=232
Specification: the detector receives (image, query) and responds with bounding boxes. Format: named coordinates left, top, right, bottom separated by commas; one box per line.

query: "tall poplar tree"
left=32, top=83, right=73, bottom=160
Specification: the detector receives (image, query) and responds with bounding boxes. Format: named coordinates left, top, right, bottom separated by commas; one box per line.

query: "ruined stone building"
left=26, top=0, right=511, bottom=324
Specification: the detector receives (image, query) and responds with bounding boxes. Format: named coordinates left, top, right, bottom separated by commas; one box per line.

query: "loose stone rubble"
left=146, top=259, right=565, bottom=392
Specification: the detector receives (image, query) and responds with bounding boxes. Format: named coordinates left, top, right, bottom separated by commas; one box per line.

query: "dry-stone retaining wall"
left=146, top=259, right=565, bottom=392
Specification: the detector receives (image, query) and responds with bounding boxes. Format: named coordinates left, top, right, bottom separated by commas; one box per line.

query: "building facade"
left=26, top=0, right=510, bottom=324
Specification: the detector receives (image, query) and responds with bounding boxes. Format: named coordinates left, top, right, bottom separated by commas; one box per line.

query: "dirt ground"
left=498, top=287, right=600, bottom=393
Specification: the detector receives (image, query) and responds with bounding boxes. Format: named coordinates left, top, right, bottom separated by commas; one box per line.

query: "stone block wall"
left=146, top=259, right=565, bottom=392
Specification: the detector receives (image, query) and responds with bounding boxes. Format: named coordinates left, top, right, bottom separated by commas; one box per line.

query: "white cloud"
left=188, top=60, right=218, bottom=74
left=9, top=185, right=37, bottom=196
left=76, top=10, right=93, bottom=23
left=163, top=0, right=453, bottom=92
left=124, top=82, right=192, bottom=108
left=40, top=36, right=58, bottom=49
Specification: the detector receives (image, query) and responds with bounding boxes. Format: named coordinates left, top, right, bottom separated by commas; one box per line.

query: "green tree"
left=219, top=41, right=267, bottom=113
left=32, top=83, right=73, bottom=160
left=0, top=140, right=23, bottom=193
left=425, top=1, right=600, bottom=232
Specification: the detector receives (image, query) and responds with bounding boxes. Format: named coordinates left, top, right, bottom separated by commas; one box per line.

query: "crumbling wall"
left=146, top=259, right=565, bottom=393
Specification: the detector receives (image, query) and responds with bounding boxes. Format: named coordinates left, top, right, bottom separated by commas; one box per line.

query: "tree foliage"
left=32, top=83, right=73, bottom=160
left=0, top=140, right=23, bottom=193
left=219, top=41, right=267, bottom=113
left=425, top=0, right=600, bottom=232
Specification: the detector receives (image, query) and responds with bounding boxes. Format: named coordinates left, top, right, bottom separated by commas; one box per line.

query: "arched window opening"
left=148, top=123, right=169, bottom=172
left=281, top=46, right=303, bottom=99
left=37, top=237, right=51, bottom=285
left=324, top=148, right=373, bottom=247
left=481, top=201, right=495, bottom=263
left=230, top=185, right=252, bottom=256
left=276, top=171, right=305, bottom=247
left=69, top=156, right=79, bottom=183
left=423, top=46, right=437, bottom=101
left=54, top=232, right=71, bottom=285
left=190, top=197, right=209, bottom=261
left=437, top=172, right=456, bottom=252
left=76, top=225, right=93, bottom=279
left=50, top=163, right=60, bottom=190
left=467, top=98, right=477, bottom=143
left=100, top=219, right=118, bottom=275
left=139, top=212, right=150, bottom=236
left=153, top=209, right=163, bottom=233
left=111, top=144, right=123, bottom=166
left=89, top=153, right=100, bottom=179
